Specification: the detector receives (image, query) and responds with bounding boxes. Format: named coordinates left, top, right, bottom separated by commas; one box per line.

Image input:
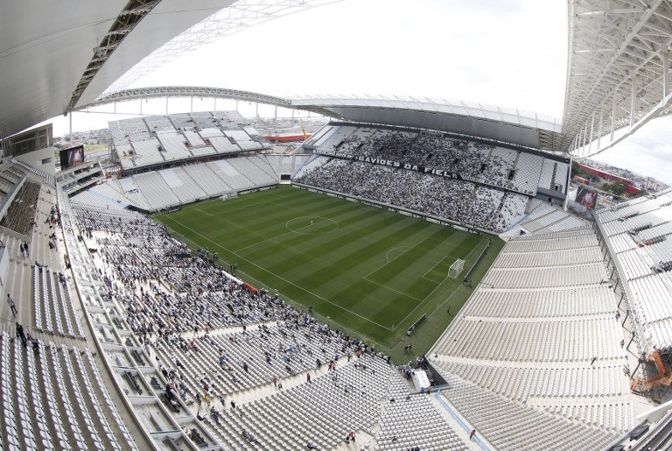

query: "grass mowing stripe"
left=293, top=219, right=431, bottom=290
left=160, top=214, right=394, bottom=331
left=260, top=208, right=406, bottom=276
left=154, top=185, right=502, bottom=362
left=236, top=203, right=376, bottom=257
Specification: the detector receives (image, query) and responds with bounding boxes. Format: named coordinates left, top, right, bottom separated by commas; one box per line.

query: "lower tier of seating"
left=0, top=332, right=137, bottom=450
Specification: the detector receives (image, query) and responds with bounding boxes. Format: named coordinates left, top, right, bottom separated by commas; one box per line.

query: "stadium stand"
left=376, top=373, right=467, bottom=450
left=294, top=156, right=528, bottom=233
left=65, top=199, right=471, bottom=450
left=310, top=124, right=569, bottom=197
left=78, top=156, right=280, bottom=213
left=32, top=265, right=86, bottom=339
left=1, top=141, right=639, bottom=450
left=594, top=189, right=672, bottom=373
left=109, top=111, right=270, bottom=173
left=0, top=180, right=39, bottom=235
left=429, top=227, right=634, bottom=449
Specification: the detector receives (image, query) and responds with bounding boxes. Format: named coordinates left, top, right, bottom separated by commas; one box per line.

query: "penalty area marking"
left=285, top=216, right=340, bottom=235
left=385, top=245, right=410, bottom=263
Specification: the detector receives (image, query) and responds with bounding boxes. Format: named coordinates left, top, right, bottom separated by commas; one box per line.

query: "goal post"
left=449, top=259, right=465, bottom=278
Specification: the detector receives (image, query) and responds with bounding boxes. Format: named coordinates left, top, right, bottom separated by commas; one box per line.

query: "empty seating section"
left=511, top=152, right=543, bottom=193
left=191, top=112, right=219, bottom=129
left=158, top=168, right=206, bottom=204
left=0, top=162, right=28, bottom=217
left=539, top=159, right=556, bottom=190
left=429, top=227, right=633, bottom=440
left=70, top=183, right=130, bottom=211
left=0, top=332, right=137, bottom=450
left=156, top=132, right=192, bottom=161
left=32, top=266, right=85, bottom=339
left=462, top=286, right=618, bottom=318
left=209, top=136, right=240, bottom=153
left=199, top=127, right=224, bottom=139
left=132, top=172, right=180, bottom=210
left=110, top=111, right=270, bottom=170
left=482, top=263, right=608, bottom=288
left=494, top=246, right=602, bottom=268
left=143, top=115, right=173, bottom=132
left=110, top=118, right=149, bottom=143
left=376, top=374, right=467, bottom=450
left=243, top=155, right=278, bottom=182
left=0, top=180, right=39, bottom=234
left=130, top=138, right=164, bottom=167
left=116, top=178, right=149, bottom=210
left=437, top=360, right=629, bottom=405
left=203, top=355, right=393, bottom=450
left=440, top=373, right=619, bottom=451
left=183, top=130, right=206, bottom=147
left=183, top=164, right=232, bottom=197
left=207, top=160, right=255, bottom=191
left=294, top=157, right=528, bottom=233
left=435, top=317, right=624, bottom=362
left=168, top=113, right=195, bottom=130
left=518, top=199, right=589, bottom=235
left=595, top=189, right=672, bottom=356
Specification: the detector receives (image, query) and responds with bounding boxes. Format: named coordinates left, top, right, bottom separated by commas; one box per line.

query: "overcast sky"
left=48, top=0, right=672, bottom=183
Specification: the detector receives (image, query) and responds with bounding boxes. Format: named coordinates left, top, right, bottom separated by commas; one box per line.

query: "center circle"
left=286, top=216, right=340, bottom=235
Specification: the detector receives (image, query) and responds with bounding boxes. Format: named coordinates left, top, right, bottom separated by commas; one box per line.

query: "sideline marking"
left=163, top=215, right=393, bottom=331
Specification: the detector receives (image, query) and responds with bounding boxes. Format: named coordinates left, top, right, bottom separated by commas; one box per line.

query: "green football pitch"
left=155, top=185, right=503, bottom=362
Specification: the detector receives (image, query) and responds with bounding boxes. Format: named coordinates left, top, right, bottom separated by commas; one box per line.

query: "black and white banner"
left=318, top=150, right=463, bottom=180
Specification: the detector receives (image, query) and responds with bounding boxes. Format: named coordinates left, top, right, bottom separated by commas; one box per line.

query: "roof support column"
left=610, top=98, right=616, bottom=141
left=630, top=77, right=638, bottom=127
left=597, top=110, right=603, bottom=150
left=663, top=51, right=670, bottom=98
left=582, top=121, right=590, bottom=154
left=588, top=111, right=596, bottom=153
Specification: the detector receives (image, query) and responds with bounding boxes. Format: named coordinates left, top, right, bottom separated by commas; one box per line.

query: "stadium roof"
left=292, top=97, right=565, bottom=150
left=77, top=88, right=566, bottom=151
left=0, top=0, right=239, bottom=139
left=562, top=0, right=672, bottom=155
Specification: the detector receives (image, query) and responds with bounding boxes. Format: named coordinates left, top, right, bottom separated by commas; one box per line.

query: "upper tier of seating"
left=311, top=124, right=570, bottom=196
left=110, top=111, right=267, bottom=171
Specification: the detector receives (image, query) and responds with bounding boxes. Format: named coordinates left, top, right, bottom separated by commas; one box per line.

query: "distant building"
left=577, top=162, right=641, bottom=194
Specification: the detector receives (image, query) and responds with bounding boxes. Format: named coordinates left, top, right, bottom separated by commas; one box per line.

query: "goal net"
left=449, top=259, right=465, bottom=278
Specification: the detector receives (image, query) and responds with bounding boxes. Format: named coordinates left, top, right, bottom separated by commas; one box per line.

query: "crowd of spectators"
left=73, top=205, right=385, bottom=406
left=295, top=159, right=528, bottom=233
left=332, top=127, right=518, bottom=191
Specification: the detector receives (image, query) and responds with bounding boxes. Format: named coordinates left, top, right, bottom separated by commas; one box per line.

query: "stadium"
left=2, top=0, right=672, bottom=450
